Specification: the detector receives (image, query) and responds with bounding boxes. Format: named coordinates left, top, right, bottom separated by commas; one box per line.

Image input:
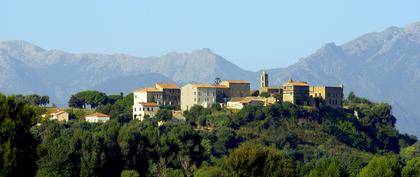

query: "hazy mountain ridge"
left=1, top=22, right=420, bottom=136
left=0, top=40, right=256, bottom=104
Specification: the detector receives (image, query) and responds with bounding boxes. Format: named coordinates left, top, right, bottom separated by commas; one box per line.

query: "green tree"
left=96, top=93, right=133, bottom=123
left=118, top=122, right=157, bottom=176
left=0, top=94, right=37, bottom=177
left=357, top=156, right=401, bottom=177
left=155, top=109, right=173, bottom=121
left=40, top=95, right=50, bottom=106
left=272, top=93, right=282, bottom=102
left=307, top=157, right=345, bottom=177
left=402, top=157, right=420, bottom=177
left=194, top=166, right=226, bottom=177
left=108, top=93, right=123, bottom=105
left=259, top=92, right=270, bottom=98
left=26, top=94, right=42, bottom=105
left=223, top=143, right=293, bottom=177
left=69, top=94, right=85, bottom=108
left=68, top=90, right=108, bottom=108
left=213, top=127, right=239, bottom=156
left=121, top=170, right=140, bottom=177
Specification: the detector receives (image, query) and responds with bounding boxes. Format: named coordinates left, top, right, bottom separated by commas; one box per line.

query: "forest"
left=0, top=91, right=419, bottom=177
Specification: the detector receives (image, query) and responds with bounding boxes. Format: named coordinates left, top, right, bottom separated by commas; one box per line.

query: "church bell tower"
left=260, top=70, right=268, bottom=88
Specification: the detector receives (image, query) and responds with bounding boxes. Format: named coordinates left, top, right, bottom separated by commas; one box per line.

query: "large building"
left=133, top=83, right=180, bottom=120
left=133, top=87, right=163, bottom=105
left=133, top=102, right=160, bottom=121
left=155, top=83, right=180, bottom=107
left=181, top=84, right=223, bottom=111
left=259, top=70, right=282, bottom=95
left=282, top=78, right=310, bottom=105
left=310, top=85, right=344, bottom=108
left=220, top=80, right=250, bottom=98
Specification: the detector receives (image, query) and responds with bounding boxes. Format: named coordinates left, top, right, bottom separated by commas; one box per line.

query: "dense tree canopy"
left=68, top=90, right=108, bottom=108
left=357, top=156, right=402, bottom=177
left=14, top=94, right=49, bottom=106
left=1, top=91, right=418, bottom=177
left=0, top=94, right=37, bottom=177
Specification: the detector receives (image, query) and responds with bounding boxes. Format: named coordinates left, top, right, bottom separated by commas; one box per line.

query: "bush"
left=357, top=156, right=401, bottom=177
left=121, top=170, right=139, bottom=177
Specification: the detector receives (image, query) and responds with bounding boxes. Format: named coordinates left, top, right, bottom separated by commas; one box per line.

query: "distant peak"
left=0, top=40, right=45, bottom=53
left=404, top=22, right=420, bottom=33
left=192, top=48, right=214, bottom=54
left=322, top=42, right=339, bottom=51
left=324, top=42, right=337, bottom=47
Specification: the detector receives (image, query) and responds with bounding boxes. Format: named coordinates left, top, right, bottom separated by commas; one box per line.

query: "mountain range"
left=1, top=22, right=420, bottom=137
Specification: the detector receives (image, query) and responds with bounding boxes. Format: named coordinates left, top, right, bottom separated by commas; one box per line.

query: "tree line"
left=1, top=91, right=419, bottom=177
left=14, top=94, right=50, bottom=106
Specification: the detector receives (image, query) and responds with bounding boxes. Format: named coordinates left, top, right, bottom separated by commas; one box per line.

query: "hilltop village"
left=132, top=70, right=344, bottom=122
left=40, top=71, right=343, bottom=123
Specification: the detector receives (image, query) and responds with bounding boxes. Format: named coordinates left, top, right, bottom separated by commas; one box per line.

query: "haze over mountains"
left=1, top=22, right=420, bottom=137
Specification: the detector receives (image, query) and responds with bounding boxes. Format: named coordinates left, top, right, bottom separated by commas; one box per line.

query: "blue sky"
left=2, top=0, right=420, bottom=71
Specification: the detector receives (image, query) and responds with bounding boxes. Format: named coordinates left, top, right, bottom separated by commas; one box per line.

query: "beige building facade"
left=282, top=79, right=310, bottom=105
left=43, top=109, right=69, bottom=122
left=220, top=80, right=250, bottom=98
left=310, top=85, right=344, bottom=108
left=134, top=87, right=163, bottom=105
left=155, top=83, right=180, bottom=107
left=181, top=84, right=219, bottom=111
left=133, top=102, right=160, bottom=121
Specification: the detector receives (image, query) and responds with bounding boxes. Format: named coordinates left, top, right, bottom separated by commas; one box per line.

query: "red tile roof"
left=223, top=80, right=250, bottom=84
left=190, top=84, right=228, bottom=88
left=156, top=83, right=178, bottom=89
left=135, top=87, right=162, bottom=92
left=284, top=81, right=309, bottom=86
left=86, top=113, right=110, bottom=117
left=140, top=102, right=159, bottom=107
left=49, top=109, right=67, bottom=115
left=229, top=97, right=264, bottom=103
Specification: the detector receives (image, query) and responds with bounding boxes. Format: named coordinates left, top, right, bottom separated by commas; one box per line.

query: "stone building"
left=42, top=109, right=69, bottom=122
left=310, top=85, right=344, bottom=108
left=133, top=102, right=160, bottom=121
left=259, top=70, right=282, bottom=95
left=133, top=87, right=163, bottom=105
left=282, top=78, right=310, bottom=105
left=155, top=83, right=180, bottom=107
left=220, top=80, right=250, bottom=98
left=181, top=84, right=223, bottom=111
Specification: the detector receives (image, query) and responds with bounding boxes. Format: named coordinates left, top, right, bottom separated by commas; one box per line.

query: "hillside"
left=1, top=22, right=420, bottom=136
left=3, top=92, right=417, bottom=177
